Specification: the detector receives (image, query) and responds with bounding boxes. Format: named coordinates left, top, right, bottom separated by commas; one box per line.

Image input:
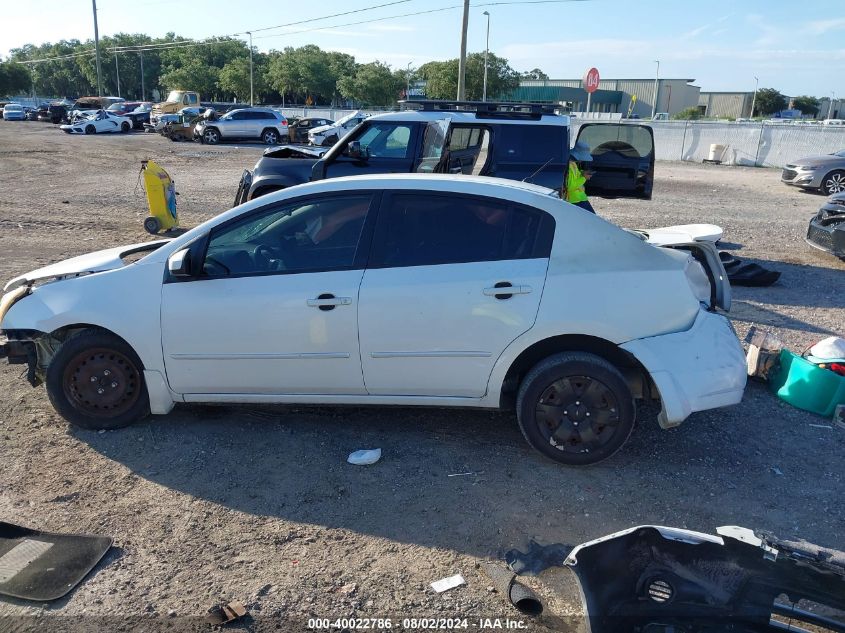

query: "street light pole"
left=651, top=59, right=659, bottom=118
left=114, top=51, right=120, bottom=98
left=750, top=75, right=758, bottom=118
left=482, top=11, right=490, bottom=102
left=456, top=0, right=470, bottom=100
left=92, top=0, right=103, bottom=97
left=406, top=61, right=412, bottom=98
left=246, top=31, right=254, bottom=107
left=830, top=92, right=837, bottom=119
left=139, top=50, right=145, bottom=101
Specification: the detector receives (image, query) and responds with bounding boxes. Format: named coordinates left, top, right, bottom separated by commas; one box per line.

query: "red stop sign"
left=583, top=67, right=600, bottom=94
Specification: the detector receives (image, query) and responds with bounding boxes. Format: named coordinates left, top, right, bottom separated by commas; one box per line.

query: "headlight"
left=0, top=286, right=29, bottom=325
left=799, top=165, right=819, bottom=170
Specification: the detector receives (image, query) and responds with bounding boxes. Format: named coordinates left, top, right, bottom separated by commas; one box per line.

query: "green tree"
left=521, top=68, right=548, bottom=80
left=160, top=61, right=220, bottom=98
left=792, top=95, right=820, bottom=117
left=0, top=62, right=32, bottom=97
left=754, top=88, right=787, bottom=115
left=338, top=61, right=402, bottom=106
left=219, top=57, right=266, bottom=102
left=266, top=45, right=341, bottom=105
left=419, top=52, right=519, bottom=101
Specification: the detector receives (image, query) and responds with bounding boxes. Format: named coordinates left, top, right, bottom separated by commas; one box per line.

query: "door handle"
left=483, top=283, right=532, bottom=298
left=307, top=293, right=352, bottom=311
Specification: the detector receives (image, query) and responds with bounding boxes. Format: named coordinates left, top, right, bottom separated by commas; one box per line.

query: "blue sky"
left=2, top=0, right=844, bottom=97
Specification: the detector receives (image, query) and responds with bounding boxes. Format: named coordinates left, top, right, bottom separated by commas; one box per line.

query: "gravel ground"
left=0, top=122, right=843, bottom=632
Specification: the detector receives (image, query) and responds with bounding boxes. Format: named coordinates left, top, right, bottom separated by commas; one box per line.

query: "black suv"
left=234, top=101, right=655, bottom=205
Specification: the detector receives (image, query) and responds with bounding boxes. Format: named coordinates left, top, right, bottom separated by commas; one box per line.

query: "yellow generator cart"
left=141, top=160, right=179, bottom=234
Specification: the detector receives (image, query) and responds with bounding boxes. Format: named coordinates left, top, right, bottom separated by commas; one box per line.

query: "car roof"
left=368, top=109, right=569, bottom=127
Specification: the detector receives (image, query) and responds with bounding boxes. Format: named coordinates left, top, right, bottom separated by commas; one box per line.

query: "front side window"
left=373, top=193, right=551, bottom=268
left=350, top=123, right=413, bottom=159
left=203, top=195, right=373, bottom=277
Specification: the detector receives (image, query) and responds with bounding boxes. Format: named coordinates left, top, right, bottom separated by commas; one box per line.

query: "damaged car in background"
left=807, top=191, right=845, bottom=260
left=0, top=175, right=744, bottom=466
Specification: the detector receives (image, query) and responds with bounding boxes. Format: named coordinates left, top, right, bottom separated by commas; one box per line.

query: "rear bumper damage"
left=621, top=309, right=747, bottom=428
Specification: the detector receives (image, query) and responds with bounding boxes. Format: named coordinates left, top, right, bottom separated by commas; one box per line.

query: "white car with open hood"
left=0, top=175, right=746, bottom=465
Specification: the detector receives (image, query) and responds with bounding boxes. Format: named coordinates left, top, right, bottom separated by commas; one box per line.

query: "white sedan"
left=0, top=175, right=746, bottom=465
left=60, top=110, right=133, bottom=134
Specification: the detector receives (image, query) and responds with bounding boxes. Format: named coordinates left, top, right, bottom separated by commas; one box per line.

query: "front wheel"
left=46, top=329, right=150, bottom=430
left=821, top=170, right=845, bottom=195
left=203, top=128, right=220, bottom=145
left=516, top=352, right=635, bottom=466
left=84, top=124, right=95, bottom=135
left=121, top=122, right=130, bottom=133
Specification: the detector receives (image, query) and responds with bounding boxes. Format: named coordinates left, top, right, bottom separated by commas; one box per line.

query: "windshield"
left=165, top=91, right=185, bottom=103
left=335, top=111, right=362, bottom=126
left=107, top=104, right=123, bottom=112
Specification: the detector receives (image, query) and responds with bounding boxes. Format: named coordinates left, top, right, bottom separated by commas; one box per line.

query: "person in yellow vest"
left=564, top=141, right=595, bottom=214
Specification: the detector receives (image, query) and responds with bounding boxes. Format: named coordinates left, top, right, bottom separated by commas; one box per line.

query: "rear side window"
left=373, top=193, right=553, bottom=268
left=494, top=125, right=566, bottom=163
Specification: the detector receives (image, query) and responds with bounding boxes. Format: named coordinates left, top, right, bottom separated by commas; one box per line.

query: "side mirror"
left=346, top=141, right=369, bottom=160
left=167, top=248, right=192, bottom=278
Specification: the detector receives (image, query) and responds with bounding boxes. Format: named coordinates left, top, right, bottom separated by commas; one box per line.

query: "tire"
left=121, top=122, right=130, bottom=133
left=321, top=134, right=338, bottom=147
left=821, top=170, right=845, bottom=195
left=46, top=329, right=150, bottom=430
left=143, top=216, right=161, bottom=234
left=84, top=124, right=95, bottom=135
left=261, top=128, right=280, bottom=145
left=203, top=128, right=220, bottom=145
left=516, top=352, right=635, bottom=466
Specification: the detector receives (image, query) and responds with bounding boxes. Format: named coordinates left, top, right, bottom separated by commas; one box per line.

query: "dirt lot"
left=0, top=122, right=843, bottom=632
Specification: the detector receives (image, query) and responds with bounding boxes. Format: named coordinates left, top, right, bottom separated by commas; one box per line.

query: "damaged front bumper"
left=0, top=329, right=46, bottom=386
left=806, top=208, right=845, bottom=259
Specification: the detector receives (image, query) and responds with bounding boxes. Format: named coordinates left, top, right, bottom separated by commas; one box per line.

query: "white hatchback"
left=0, top=175, right=746, bottom=465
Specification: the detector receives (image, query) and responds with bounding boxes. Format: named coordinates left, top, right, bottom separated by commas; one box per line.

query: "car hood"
left=790, top=154, right=845, bottom=167
left=309, top=124, right=335, bottom=136
left=263, top=144, right=329, bottom=159
left=3, top=241, right=169, bottom=293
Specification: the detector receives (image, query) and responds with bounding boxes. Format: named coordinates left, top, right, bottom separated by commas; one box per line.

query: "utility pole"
left=830, top=92, right=837, bottom=119
left=456, top=0, right=470, bottom=100
left=139, top=50, right=145, bottom=101
left=114, top=51, right=120, bottom=98
left=246, top=31, right=254, bottom=107
left=92, top=0, right=103, bottom=97
left=406, top=61, right=412, bottom=98
left=482, top=11, right=490, bottom=101
left=750, top=75, right=758, bottom=118
left=651, top=59, right=659, bottom=118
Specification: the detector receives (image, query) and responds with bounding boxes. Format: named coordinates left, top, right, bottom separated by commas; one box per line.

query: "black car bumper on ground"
left=806, top=201, right=845, bottom=259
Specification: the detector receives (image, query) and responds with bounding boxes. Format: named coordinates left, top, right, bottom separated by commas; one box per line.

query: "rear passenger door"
left=575, top=123, right=655, bottom=199
left=357, top=191, right=553, bottom=398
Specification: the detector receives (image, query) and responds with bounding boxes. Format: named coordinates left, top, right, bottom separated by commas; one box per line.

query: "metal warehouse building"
left=508, top=78, right=701, bottom=118
left=698, top=92, right=755, bottom=119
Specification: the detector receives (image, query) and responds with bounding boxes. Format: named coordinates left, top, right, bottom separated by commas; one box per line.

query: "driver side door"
left=575, top=123, right=655, bottom=199
left=160, top=193, right=378, bottom=396
left=323, top=122, right=419, bottom=178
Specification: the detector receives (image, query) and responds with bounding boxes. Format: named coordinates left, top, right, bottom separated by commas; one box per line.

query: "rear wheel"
left=120, top=121, right=130, bottom=133
left=516, top=352, right=635, bottom=466
left=821, top=170, right=845, bottom=195
left=46, top=329, right=150, bottom=430
left=84, top=124, right=95, bottom=135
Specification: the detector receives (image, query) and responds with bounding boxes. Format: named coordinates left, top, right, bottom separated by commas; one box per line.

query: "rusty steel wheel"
left=46, top=329, right=150, bottom=429
left=63, top=347, right=141, bottom=417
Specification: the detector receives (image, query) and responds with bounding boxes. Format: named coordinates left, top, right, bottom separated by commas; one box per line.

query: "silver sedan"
left=781, top=149, right=845, bottom=195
